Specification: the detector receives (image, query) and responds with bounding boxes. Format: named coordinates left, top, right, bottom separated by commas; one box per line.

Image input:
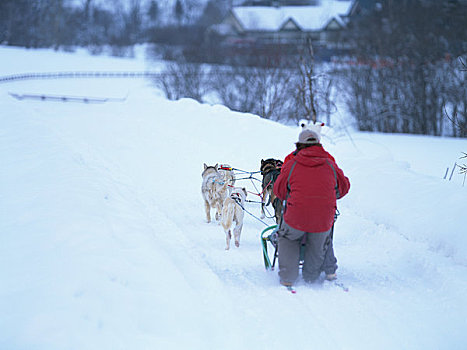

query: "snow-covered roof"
left=231, top=0, right=354, bottom=32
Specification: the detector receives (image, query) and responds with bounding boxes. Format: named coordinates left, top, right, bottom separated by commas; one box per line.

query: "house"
left=209, top=0, right=358, bottom=52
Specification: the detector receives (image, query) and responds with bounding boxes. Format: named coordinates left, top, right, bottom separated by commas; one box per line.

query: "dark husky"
left=260, top=158, right=284, bottom=224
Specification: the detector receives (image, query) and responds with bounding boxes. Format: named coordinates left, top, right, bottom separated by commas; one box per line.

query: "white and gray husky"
left=221, top=187, right=247, bottom=250
left=201, top=163, right=229, bottom=223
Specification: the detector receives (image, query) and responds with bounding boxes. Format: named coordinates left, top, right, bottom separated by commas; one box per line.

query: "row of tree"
left=342, top=0, right=467, bottom=137
left=154, top=40, right=336, bottom=126
left=0, top=0, right=226, bottom=50
left=1, top=0, right=466, bottom=137
left=155, top=0, right=466, bottom=138
left=153, top=0, right=467, bottom=138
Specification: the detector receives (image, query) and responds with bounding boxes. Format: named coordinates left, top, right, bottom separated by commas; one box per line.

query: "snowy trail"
left=1, top=47, right=467, bottom=349
left=53, top=95, right=465, bottom=348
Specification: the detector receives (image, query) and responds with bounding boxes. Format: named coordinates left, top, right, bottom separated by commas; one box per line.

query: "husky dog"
left=260, top=158, right=284, bottom=224
left=221, top=187, right=247, bottom=250
left=202, top=163, right=229, bottom=223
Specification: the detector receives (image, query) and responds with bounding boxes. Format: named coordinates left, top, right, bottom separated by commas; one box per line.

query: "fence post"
left=443, top=167, right=449, bottom=179
left=449, top=162, right=457, bottom=181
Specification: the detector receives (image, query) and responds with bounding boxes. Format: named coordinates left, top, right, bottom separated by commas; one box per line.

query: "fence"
left=0, top=71, right=163, bottom=84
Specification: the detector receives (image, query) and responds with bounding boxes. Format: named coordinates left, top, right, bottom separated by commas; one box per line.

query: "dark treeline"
left=155, top=41, right=337, bottom=126
left=0, top=0, right=218, bottom=50
left=0, top=0, right=232, bottom=51
left=1, top=0, right=142, bottom=49
left=343, top=0, right=467, bottom=137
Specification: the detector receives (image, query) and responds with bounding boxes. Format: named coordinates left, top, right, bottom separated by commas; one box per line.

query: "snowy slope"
left=1, top=46, right=467, bottom=350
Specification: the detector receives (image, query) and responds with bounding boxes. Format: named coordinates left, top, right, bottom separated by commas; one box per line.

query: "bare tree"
left=209, top=59, right=296, bottom=121
left=344, top=0, right=467, bottom=136
left=296, top=37, right=318, bottom=122
left=291, top=37, right=339, bottom=126
left=210, top=65, right=259, bottom=115
left=313, top=73, right=338, bottom=127
left=174, top=0, right=184, bottom=25
left=459, top=153, right=467, bottom=175
left=256, top=68, right=295, bottom=120
left=155, top=60, right=211, bottom=102
left=444, top=57, right=467, bottom=174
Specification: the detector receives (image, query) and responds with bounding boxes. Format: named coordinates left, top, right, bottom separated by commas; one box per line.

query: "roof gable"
left=224, top=11, right=246, bottom=33
left=230, top=1, right=354, bottom=32
left=325, top=17, right=343, bottom=30
left=280, top=18, right=302, bottom=31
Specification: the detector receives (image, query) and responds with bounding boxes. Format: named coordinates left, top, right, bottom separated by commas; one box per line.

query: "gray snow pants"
left=277, top=220, right=336, bottom=284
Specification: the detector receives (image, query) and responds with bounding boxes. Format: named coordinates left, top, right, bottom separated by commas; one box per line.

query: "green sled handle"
left=261, top=225, right=278, bottom=270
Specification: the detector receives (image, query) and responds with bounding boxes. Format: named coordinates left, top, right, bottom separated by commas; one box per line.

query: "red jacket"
left=283, top=152, right=296, bottom=164
left=284, top=149, right=336, bottom=164
left=274, top=145, right=350, bottom=233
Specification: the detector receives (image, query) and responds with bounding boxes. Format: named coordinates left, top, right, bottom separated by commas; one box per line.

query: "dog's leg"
left=273, top=197, right=283, bottom=224
left=260, top=191, right=268, bottom=219
left=233, top=221, right=243, bottom=248
left=204, top=200, right=211, bottom=223
left=215, top=196, right=225, bottom=223
left=225, top=229, right=231, bottom=250
left=215, top=201, right=222, bottom=222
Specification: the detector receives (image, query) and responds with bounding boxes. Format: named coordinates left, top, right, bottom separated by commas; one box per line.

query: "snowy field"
left=1, top=45, right=467, bottom=350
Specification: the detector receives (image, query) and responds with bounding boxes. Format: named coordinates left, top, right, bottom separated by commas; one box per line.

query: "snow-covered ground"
left=1, top=45, right=466, bottom=350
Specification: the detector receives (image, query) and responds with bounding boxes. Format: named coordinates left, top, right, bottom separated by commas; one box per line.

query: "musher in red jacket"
left=273, top=124, right=350, bottom=286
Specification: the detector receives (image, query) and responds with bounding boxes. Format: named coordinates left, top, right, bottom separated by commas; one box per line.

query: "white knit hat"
left=298, top=122, right=323, bottom=144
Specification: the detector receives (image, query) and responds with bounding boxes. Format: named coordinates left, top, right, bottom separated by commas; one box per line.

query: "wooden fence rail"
left=0, top=71, right=163, bottom=83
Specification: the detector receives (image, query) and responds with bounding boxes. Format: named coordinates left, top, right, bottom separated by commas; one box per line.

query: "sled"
left=261, top=225, right=278, bottom=270
left=261, top=224, right=306, bottom=270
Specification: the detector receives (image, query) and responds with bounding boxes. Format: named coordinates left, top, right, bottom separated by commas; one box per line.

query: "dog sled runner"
left=261, top=225, right=306, bottom=270
left=261, top=225, right=279, bottom=270
left=261, top=225, right=306, bottom=271
left=261, top=223, right=335, bottom=271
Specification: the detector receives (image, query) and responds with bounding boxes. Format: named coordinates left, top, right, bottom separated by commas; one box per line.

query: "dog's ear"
left=261, top=159, right=265, bottom=165
left=204, top=163, right=208, bottom=170
left=214, top=163, right=218, bottom=170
